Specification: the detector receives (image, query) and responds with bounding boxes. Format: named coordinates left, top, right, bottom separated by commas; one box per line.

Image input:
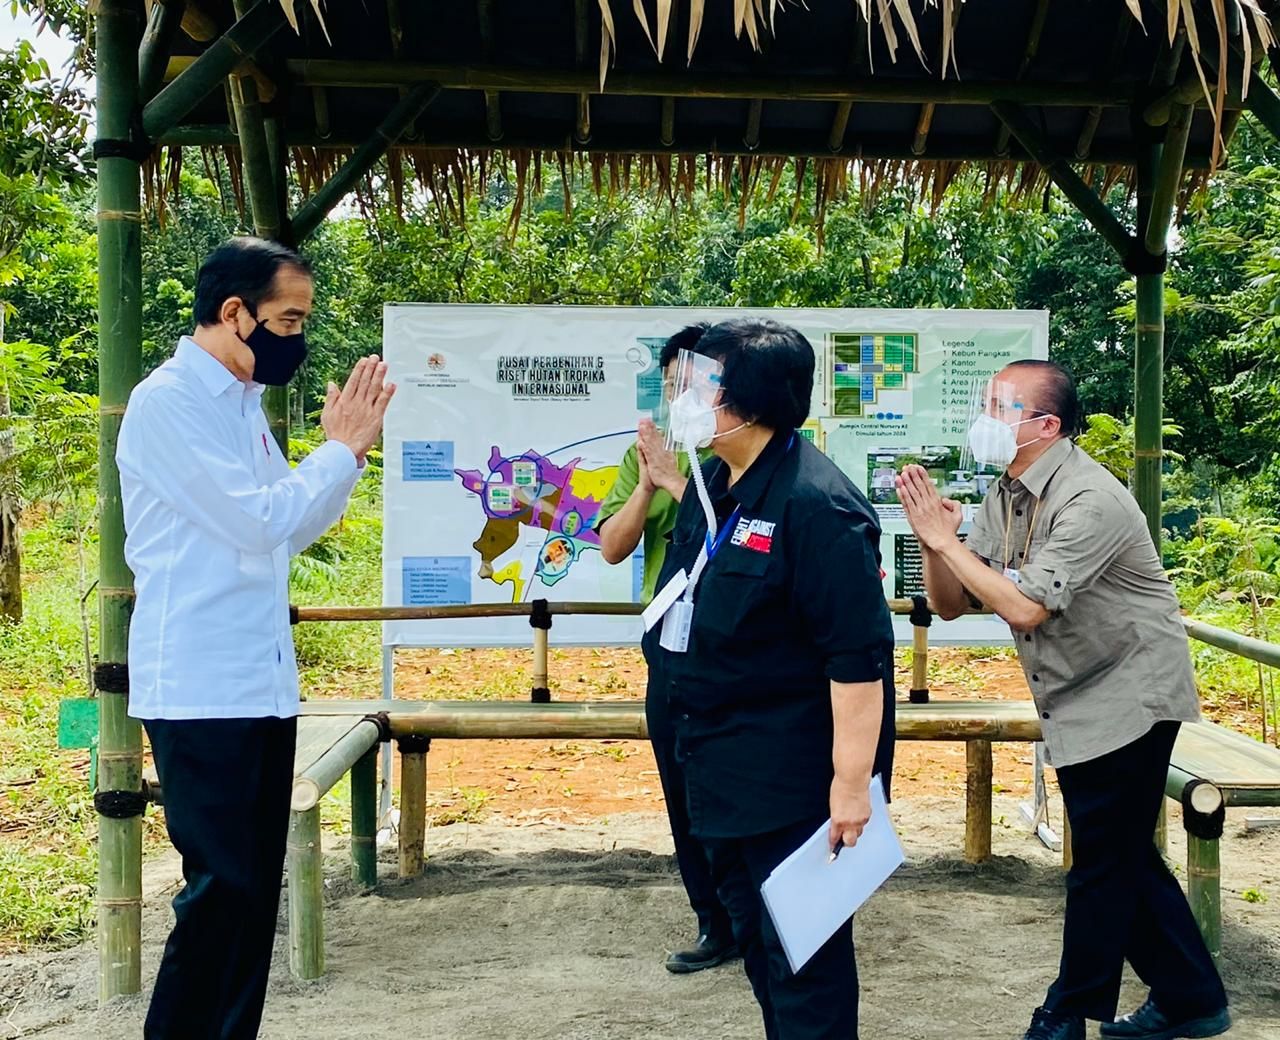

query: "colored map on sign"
left=831, top=332, right=919, bottom=417
left=455, top=446, right=619, bottom=601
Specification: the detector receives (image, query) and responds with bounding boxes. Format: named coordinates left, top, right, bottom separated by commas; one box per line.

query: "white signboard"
left=382, top=305, right=1048, bottom=647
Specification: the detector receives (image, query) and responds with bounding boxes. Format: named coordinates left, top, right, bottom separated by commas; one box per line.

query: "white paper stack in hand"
left=760, top=775, right=904, bottom=974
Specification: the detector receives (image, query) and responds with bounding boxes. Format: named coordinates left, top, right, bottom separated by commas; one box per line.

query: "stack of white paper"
left=760, top=776, right=904, bottom=973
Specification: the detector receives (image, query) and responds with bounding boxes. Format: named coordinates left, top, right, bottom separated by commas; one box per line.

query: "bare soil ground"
left=2, top=799, right=1277, bottom=1040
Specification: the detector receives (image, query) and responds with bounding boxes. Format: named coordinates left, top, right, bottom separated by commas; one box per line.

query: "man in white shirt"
left=116, top=237, right=395, bottom=1040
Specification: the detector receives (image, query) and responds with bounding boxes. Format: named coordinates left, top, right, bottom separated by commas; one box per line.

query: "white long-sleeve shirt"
left=117, top=338, right=361, bottom=720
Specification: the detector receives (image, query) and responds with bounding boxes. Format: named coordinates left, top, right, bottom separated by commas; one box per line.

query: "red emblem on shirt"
left=731, top=517, right=776, bottom=554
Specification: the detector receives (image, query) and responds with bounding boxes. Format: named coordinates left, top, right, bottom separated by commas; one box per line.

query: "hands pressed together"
left=636, top=418, right=684, bottom=496
left=895, top=464, right=963, bottom=552
left=322, top=355, right=397, bottom=465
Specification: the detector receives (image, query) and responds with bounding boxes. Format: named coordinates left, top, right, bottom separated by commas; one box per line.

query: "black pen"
left=827, top=843, right=843, bottom=864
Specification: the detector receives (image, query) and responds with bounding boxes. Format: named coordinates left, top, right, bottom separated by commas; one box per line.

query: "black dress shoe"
left=1100, top=998, right=1231, bottom=1039
left=664, top=933, right=740, bottom=974
left=1020, top=1007, right=1084, bottom=1040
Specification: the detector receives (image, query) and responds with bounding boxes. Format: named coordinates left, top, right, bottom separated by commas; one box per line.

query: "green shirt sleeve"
left=596, top=442, right=640, bottom=528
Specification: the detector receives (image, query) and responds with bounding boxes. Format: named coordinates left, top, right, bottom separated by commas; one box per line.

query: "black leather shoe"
left=1021, top=1007, right=1085, bottom=1040
left=1100, top=998, right=1231, bottom=1039
left=664, top=933, right=739, bottom=974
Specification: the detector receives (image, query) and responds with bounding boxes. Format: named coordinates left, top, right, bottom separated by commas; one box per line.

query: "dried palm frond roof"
left=152, top=0, right=1279, bottom=221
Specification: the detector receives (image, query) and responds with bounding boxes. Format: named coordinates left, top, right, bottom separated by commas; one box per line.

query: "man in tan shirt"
left=898, top=360, right=1227, bottom=1040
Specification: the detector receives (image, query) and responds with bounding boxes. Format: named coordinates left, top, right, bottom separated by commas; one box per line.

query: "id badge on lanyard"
left=652, top=505, right=742, bottom=654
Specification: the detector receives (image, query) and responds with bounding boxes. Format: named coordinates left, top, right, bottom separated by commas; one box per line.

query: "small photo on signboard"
left=866, top=445, right=998, bottom=506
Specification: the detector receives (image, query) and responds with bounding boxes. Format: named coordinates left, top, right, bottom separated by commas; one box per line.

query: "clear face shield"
left=960, top=375, right=1048, bottom=472
left=663, top=349, right=725, bottom=453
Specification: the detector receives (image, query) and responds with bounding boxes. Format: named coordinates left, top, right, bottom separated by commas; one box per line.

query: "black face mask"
left=241, top=316, right=308, bottom=386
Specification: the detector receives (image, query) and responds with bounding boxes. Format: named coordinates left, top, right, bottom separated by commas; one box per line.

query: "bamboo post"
left=964, top=739, right=993, bottom=863
left=1062, top=809, right=1073, bottom=871
left=96, top=0, right=146, bottom=1003
left=530, top=599, right=552, bottom=703
left=910, top=623, right=929, bottom=703
left=1133, top=142, right=1166, bottom=551
left=287, top=806, right=325, bottom=979
left=397, top=735, right=430, bottom=878
left=1187, top=835, right=1222, bottom=958
left=350, top=746, right=378, bottom=888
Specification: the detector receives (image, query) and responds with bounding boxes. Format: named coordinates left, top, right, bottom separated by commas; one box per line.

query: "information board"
left=382, top=305, right=1048, bottom=647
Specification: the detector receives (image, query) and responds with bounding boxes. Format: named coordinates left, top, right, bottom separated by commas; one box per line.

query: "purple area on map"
left=454, top=447, right=585, bottom=526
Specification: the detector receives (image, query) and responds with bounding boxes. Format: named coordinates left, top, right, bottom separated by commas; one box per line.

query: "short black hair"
left=1005, top=359, right=1081, bottom=437
left=193, top=237, right=312, bottom=327
left=659, top=322, right=711, bottom=370
left=695, top=318, right=814, bottom=431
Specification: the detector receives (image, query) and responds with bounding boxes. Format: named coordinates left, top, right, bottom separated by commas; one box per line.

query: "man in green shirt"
left=595, top=324, right=739, bottom=975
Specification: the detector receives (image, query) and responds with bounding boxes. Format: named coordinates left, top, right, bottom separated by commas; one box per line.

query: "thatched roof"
left=150, top=0, right=1279, bottom=220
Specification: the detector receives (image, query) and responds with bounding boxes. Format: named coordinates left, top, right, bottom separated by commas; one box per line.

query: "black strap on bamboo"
left=364, top=712, right=393, bottom=742
left=94, top=789, right=148, bottom=819
left=1181, top=780, right=1226, bottom=841
left=396, top=734, right=431, bottom=755
left=93, top=662, right=130, bottom=694
left=909, top=595, right=933, bottom=630
left=93, top=112, right=152, bottom=162
left=529, top=599, right=553, bottom=631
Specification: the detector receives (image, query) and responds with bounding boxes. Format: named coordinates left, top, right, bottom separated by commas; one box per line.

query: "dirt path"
left=2, top=798, right=1277, bottom=1040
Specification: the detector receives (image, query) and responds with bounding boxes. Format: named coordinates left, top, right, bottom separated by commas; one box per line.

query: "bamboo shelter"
left=93, top=0, right=1280, bottom=1002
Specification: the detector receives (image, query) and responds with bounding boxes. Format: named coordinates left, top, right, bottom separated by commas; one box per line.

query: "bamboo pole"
left=965, top=739, right=993, bottom=863
left=179, top=59, right=1155, bottom=108
left=828, top=101, right=852, bottom=152
left=290, top=718, right=382, bottom=811
left=138, top=0, right=187, bottom=101
left=290, top=82, right=442, bottom=242
left=659, top=98, right=675, bottom=147
left=287, top=806, right=325, bottom=979
left=1133, top=144, right=1166, bottom=550
left=142, top=0, right=287, bottom=140
left=1145, top=104, right=1192, bottom=255
left=1062, top=810, right=1073, bottom=871
left=1182, top=618, right=1280, bottom=669
left=97, top=0, right=146, bottom=1003
left=1187, top=834, right=1222, bottom=958
left=531, top=626, right=550, bottom=703
left=350, top=746, right=378, bottom=888
left=291, top=599, right=982, bottom=623
left=990, top=101, right=1135, bottom=259
left=909, top=623, right=930, bottom=703
left=397, top=736, right=430, bottom=878
left=383, top=700, right=1043, bottom=743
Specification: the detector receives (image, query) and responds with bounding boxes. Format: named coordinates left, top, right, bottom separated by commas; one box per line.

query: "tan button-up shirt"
left=965, top=437, right=1199, bottom=767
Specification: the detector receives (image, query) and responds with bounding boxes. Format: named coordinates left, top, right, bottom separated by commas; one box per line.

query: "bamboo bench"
left=283, top=699, right=1041, bottom=979
left=1166, top=719, right=1280, bottom=957
left=282, top=705, right=1280, bottom=980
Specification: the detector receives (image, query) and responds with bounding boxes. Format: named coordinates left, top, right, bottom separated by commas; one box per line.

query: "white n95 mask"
left=668, top=388, right=721, bottom=451
left=966, top=413, right=1047, bottom=469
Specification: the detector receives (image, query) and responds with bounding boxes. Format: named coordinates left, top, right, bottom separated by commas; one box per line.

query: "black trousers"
left=1045, top=721, right=1227, bottom=1022
left=706, top=815, right=858, bottom=1040
left=651, top=734, right=737, bottom=942
left=142, top=716, right=297, bottom=1040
